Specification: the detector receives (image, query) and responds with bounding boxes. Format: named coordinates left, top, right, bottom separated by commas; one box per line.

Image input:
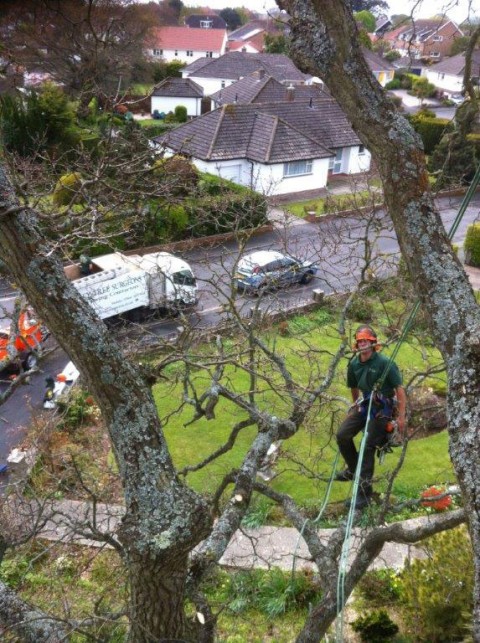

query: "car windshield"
left=172, top=270, right=196, bottom=286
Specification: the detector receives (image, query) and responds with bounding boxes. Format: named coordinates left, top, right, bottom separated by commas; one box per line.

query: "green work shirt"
left=347, top=351, right=402, bottom=397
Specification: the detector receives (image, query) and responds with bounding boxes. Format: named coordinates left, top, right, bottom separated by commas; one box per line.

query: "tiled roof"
left=428, top=50, right=480, bottom=76
left=154, top=99, right=361, bottom=163
left=153, top=77, right=204, bottom=98
left=253, top=100, right=361, bottom=149
left=228, top=20, right=278, bottom=41
left=362, top=48, right=395, bottom=72
left=386, top=18, right=461, bottom=43
left=210, top=73, right=329, bottom=105
left=151, top=26, right=226, bottom=51
left=183, top=51, right=306, bottom=82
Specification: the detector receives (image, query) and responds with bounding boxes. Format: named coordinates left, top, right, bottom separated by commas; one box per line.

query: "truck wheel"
left=300, top=271, right=314, bottom=285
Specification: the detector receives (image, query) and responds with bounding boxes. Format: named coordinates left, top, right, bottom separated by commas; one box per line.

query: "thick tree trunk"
left=0, top=171, right=212, bottom=639
left=128, top=554, right=190, bottom=641
left=279, top=0, right=480, bottom=637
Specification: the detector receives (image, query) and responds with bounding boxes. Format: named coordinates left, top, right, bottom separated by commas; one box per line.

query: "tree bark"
left=0, top=170, right=212, bottom=640
left=278, top=0, right=480, bottom=638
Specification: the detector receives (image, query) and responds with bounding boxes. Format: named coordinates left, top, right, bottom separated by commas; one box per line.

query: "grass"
left=285, top=188, right=384, bottom=219
left=151, top=302, right=452, bottom=512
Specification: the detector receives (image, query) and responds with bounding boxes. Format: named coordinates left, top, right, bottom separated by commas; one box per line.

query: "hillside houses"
left=153, top=99, right=370, bottom=196
left=146, top=26, right=227, bottom=63
left=383, top=18, right=463, bottom=62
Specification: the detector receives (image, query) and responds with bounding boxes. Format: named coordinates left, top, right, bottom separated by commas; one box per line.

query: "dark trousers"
left=336, top=409, right=389, bottom=494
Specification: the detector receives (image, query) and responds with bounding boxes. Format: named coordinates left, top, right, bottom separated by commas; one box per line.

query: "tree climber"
left=335, top=325, right=407, bottom=509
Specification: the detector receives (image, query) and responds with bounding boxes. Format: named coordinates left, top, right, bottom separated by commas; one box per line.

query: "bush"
left=408, top=115, right=453, bottom=155
left=185, top=189, right=268, bottom=237
left=351, top=609, right=399, bottom=642
left=398, top=526, right=473, bottom=642
left=346, top=296, right=375, bottom=323
left=153, top=156, right=199, bottom=196
left=464, top=223, right=480, bottom=267
left=357, top=569, right=401, bottom=606
left=385, top=78, right=401, bottom=90
left=174, top=105, right=187, bottom=123
left=53, top=172, right=83, bottom=207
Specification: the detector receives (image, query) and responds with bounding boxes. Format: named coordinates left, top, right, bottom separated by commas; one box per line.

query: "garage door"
left=220, top=165, right=242, bottom=182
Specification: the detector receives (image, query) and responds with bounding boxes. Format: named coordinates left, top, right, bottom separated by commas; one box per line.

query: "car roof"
left=239, top=250, right=286, bottom=268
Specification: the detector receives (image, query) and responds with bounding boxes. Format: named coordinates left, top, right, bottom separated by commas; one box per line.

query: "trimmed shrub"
left=408, top=115, right=453, bottom=155
left=53, top=172, right=83, bottom=207
left=174, top=105, right=187, bottom=123
left=398, top=526, right=473, bottom=642
left=385, top=78, right=401, bottom=90
left=464, top=223, right=480, bottom=267
left=185, top=189, right=267, bottom=237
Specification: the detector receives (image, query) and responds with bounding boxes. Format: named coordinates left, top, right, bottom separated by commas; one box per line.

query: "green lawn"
left=286, top=189, right=383, bottom=219
left=152, top=309, right=453, bottom=511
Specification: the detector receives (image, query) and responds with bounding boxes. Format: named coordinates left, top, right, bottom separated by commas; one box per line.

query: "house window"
left=153, top=49, right=163, bottom=57
left=206, top=51, right=213, bottom=58
left=221, top=80, right=226, bottom=88
left=429, top=51, right=440, bottom=58
left=200, top=19, right=212, bottom=28
left=174, top=50, right=178, bottom=56
left=438, top=72, right=445, bottom=80
left=358, top=145, right=365, bottom=156
left=186, top=50, right=193, bottom=56
left=432, top=35, right=443, bottom=42
left=283, top=160, right=313, bottom=177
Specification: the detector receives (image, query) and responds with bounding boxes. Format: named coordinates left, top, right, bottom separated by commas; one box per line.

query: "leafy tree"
left=219, top=7, right=243, bottom=31
left=0, top=0, right=158, bottom=110
left=264, top=32, right=291, bottom=54
left=0, top=84, right=78, bottom=158
left=354, top=10, right=376, bottom=32
left=450, top=35, right=470, bottom=56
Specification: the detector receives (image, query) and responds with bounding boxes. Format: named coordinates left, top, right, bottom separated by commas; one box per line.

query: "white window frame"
left=206, top=51, right=213, bottom=58
left=432, top=35, right=443, bottom=42
left=200, top=19, right=212, bottom=28
left=283, top=160, right=313, bottom=177
left=153, top=49, right=163, bottom=57
left=429, top=51, right=440, bottom=58
left=358, top=144, right=365, bottom=156
left=186, top=50, right=193, bottom=57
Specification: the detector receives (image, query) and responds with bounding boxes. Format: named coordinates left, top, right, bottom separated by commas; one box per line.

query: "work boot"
left=334, top=468, right=354, bottom=482
left=345, top=491, right=372, bottom=510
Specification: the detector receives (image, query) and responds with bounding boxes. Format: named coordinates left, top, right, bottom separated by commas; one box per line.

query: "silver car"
left=234, top=250, right=318, bottom=294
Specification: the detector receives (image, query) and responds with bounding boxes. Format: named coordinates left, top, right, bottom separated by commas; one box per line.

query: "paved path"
left=35, top=497, right=429, bottom=572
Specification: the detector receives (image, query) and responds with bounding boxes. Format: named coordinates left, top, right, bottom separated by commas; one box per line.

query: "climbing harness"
left=335, top=160, right=480, bottom=641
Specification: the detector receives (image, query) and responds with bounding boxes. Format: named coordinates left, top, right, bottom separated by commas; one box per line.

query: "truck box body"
left=66, top=251, right=197, bottom=320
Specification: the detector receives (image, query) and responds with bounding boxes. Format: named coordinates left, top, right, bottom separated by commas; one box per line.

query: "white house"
left=146, top=26, right=227, bottom=64
left=151, top=78, right=204, bottom=118
left=153, top=100, right=371, bottom=196
left=423, top=50, right=480, bottom=96
left=182, top=51, right=307, bottom=96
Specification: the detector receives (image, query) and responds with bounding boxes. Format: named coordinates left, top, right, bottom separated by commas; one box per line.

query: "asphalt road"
left=0, top=192, right=479, bottom=476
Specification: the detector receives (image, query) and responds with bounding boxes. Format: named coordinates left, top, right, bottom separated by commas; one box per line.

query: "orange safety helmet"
left=353, top=325, right=381, bottom=351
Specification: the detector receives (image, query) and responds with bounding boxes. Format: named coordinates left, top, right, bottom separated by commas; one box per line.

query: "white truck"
left=65, top=251, right=198, bottom=321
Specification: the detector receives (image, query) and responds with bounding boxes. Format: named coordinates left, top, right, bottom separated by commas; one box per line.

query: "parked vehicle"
left=449, top=93, right=464, bottom=105
left=0, top=309, right=48, bottom=376
left=234, top=250, right=318, bottom=294
left=65, top=251, right=198, bottom=320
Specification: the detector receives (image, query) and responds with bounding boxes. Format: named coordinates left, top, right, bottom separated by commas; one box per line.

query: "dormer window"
left=200, top=19, right=212, bottom=28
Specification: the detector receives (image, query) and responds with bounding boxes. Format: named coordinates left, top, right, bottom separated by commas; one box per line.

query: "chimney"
left=286, top=83, right=295, bottom=102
